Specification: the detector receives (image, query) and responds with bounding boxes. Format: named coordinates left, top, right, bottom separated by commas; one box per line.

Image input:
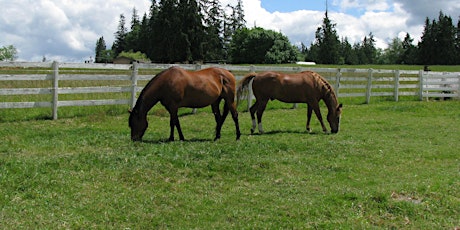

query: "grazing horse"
left=129, top=66, right=241, bottom=142
left=237, top=71, right=342, bottom=134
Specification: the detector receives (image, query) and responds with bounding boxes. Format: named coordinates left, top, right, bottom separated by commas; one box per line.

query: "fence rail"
left=1, top=62, right=459, bottom=119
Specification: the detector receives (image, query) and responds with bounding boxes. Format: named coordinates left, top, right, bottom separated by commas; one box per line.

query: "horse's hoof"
left=250, top=129, right=255, bottom=134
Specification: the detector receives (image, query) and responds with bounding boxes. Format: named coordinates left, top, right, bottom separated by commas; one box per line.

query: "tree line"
left=95, top=1, right=460, bottom=65
left=303, top=11, right=460, bottom=65
left=96, top=0, right=246, bottom=64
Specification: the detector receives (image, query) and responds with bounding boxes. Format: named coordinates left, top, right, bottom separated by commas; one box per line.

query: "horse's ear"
left=337, top=104, right=343, bottom=112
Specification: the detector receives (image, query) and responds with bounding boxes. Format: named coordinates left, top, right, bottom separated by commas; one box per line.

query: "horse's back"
left=157, top=67, right=235, bottom=108
left=252, top=72, right=318, bottom=103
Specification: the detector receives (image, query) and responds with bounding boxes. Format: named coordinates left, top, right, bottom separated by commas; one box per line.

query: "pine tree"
left=436, top=12, right=457, bottom=64
left=151, top=0, right=180, bottom=62
left=178, top=0, right=206, bottom=62
left=418, top=12, right=457, bottom=65
left=457, top=17, right=460, bottom=63
left=361, top=32, right=377, bottom=64
left=125, top=8, right=141, bottom=52
left=112, top=14, right=127, bottom=57
left=95, top=36, right=107, bottom=63
left=314, top=12, right=340, bottom=64
left=223, top=0, right=246, bottom=61
left=401, top=33, right=416, bottom=64
left=144, top=1, right=159, bottom=60
left=339, top=37, right=357, bottom=64
left=202, top=0, right=225, bottom=62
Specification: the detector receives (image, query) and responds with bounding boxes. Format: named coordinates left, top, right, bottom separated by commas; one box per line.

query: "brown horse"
left=129, top=66, right=241, bottom=142
left=237, top=71, right=342, bottom=134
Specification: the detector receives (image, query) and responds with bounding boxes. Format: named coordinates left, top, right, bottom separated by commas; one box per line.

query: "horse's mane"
left=317, top=74, right=339, bottom=107
left=133, top=68, right=169, bottom=111
left=303, top=71, right=337, bottom=104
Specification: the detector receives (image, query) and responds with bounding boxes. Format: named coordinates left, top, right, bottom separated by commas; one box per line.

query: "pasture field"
left=0, top=100, right=459, bottom=229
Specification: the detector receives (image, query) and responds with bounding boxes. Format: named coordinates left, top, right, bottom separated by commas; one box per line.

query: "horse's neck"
left=322, top=88, right=338, bottom=112
left=135, top=94, right=159, bottom=116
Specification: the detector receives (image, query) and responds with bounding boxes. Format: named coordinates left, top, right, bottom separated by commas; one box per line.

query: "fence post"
left=130, top=62, right=139, bottom=110
left=457, top=74, right=460, bottom=99
left=418, top=70, right=424, bottom=101
left=335, top=68, right=341, bottom=96
left=191, top=64, right=202, bottom=114
left=365, top=68, right=373, bottom=104
left=52, top=61, right=59, bottom=120
left=394, top=70, right=400, bottom=102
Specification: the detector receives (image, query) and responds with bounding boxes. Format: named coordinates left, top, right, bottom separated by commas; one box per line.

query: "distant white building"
left=296, top=61, right=316, bottom=65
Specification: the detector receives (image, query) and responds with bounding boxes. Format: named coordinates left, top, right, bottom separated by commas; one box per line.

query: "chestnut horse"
left=129, top=66, right=241, bottom=142
left=237, top=71, right=342, bottom=134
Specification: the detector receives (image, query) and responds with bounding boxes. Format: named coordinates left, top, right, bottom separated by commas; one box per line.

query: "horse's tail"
left=236, top=73, right=257, bottom=107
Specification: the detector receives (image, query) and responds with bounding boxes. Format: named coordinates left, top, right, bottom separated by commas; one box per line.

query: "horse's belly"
left=180, top=89, right=220, bottom=108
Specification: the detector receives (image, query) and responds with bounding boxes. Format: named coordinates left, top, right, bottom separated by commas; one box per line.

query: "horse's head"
left=327, top=103, right=342, bottom=134
left=128, top=109, right=148, bottom=141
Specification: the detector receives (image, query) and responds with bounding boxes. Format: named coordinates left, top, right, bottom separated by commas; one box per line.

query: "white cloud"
left=1, top=0, right=458, bottom=62
left=1, top=0, right=151, bottom=62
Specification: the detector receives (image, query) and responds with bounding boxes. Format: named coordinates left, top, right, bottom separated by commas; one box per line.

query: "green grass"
left=1, top=100, right=459, bottom=228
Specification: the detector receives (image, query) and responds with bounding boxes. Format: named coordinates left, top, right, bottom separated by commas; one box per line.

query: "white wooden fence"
left=1, top=61, right=459, bottom=119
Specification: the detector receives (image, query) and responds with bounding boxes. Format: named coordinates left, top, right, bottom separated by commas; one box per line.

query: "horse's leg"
left=168, top=107, right=185, bottom=141
left=221, top=101, right=230, bottom=126
left=211, top=100, right=223, bottom=141
left=256, top=99, right=268, bottom=134
left=249, top=100, right=259, bottom=134
left=168, top=111, right=175, bottom=141
left=311, top=102, right=328, bottom=133
left=226, top=100, right=241, bottom=140
left=306, top=104, right=313, bottom=132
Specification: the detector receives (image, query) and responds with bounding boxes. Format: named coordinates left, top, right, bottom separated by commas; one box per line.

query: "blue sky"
left=261, top=0, right=330, bottom=13
left=1, top=0, right=459, bottom=62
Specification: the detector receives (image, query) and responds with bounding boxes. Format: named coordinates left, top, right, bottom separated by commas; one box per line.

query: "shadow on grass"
left=141, top=137, right=212, bottom=144
left=248, top=130, right=325, bottom=136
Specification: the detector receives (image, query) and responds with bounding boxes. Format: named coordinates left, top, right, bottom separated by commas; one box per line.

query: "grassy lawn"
left=0, top=100, right=459, bottom=228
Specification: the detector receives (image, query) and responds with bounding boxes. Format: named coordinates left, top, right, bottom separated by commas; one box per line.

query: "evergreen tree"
left=144, top=1, right=159, bottom=59
left=151, top=0, right=181, bottom=62
left=202, top=0, right=225, bottom=61
left=418, top=12, right=457, bottom=65
left=305, top=42, right=319, bottom=62
left=457, top=17, right=460, bottom=63
left=223, top=0, right=246, bottom=60
left=138, top=13, right=151, bottom=57
left=436, top=12, right=457, bottom=64
left=339, top=37, right=357, bottom=64
left=95, top=36, right=107, bottom=63
left=112, top=14, right=128, bottom=57
left=314, top=12, right=340, bottom=64
left=125, top=8, right=141, bottom=52
left=178, top=0, right=206, bottom=62
left=360, top=33, right=377, bottom=64
left=401, top=33, right=417, bottom=64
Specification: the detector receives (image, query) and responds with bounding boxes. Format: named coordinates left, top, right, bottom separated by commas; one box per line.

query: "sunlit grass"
left=0, top=100, right=459, bottom=228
